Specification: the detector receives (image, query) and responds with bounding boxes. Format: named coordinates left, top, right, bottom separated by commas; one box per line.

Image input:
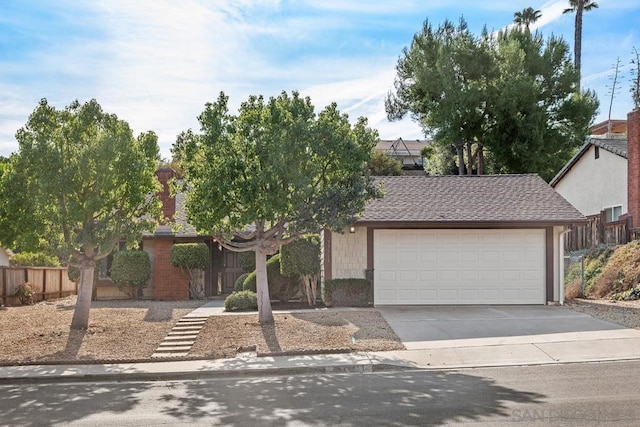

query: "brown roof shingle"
left=357, top=174, right=586, bottom=225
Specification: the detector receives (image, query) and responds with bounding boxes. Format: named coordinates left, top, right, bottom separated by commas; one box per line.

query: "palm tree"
left=513, top=7, right=542, bottom=30
left=563, top=0, right=599, bottom=91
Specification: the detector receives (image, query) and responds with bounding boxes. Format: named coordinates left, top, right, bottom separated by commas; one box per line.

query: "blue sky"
left=1, top=0, right=639, bottom=159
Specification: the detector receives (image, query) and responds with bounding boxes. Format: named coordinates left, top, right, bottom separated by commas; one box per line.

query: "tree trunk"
left=465, top=141, right=473, bottom=175
left=575, top=2, right=584, bottom=91
left=456, top=142, right=464, bottom=175
left=477, top=144, right=484, bottom=175
left=255, top=249, right=274, bottom=324
left=71, top=260, right=95, bottom=330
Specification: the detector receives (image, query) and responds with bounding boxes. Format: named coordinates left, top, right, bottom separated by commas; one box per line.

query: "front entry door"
left=222, top=251, right=244, bottom=294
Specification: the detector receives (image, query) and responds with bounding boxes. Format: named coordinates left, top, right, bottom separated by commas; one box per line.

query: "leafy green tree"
left=178, top=91, right=379, bottom=323
left=563, top=0, right=599, bottom=91
left=386, top=18, right=496, bottom=175
left=368, top=151, right=403, bottom=176
left=170, top=243, right=210, bottom=299
left=0, top=99, right=161, bottom=329
left=386, top=18, right=598, bottom=180
left=513, top=7, right=541, bottom=30
left=110, top=250, right=151, bottom=299
left=280, top=234, right=321, bottom=306
left=485, top=29, right=598, bottom=181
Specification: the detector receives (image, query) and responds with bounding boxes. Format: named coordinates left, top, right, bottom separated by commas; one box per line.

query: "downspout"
left=558, top=228, right=572, bottom=305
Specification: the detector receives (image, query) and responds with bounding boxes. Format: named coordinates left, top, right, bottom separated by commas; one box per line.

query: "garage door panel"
left=374, top=229, right=545, bottom=305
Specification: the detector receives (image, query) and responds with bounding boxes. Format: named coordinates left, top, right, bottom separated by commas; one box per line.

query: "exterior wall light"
left=349, top=226, right=356, bottom=233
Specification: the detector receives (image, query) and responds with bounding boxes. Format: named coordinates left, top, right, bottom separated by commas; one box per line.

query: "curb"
left=0, top=362, right=417, bottom=385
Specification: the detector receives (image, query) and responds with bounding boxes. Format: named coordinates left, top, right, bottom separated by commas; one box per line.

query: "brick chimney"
left=155, top=168, right=176, bottom=222
left=627, top=109, right=640, bottom=227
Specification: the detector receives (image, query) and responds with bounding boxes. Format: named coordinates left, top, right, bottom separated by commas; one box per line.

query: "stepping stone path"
left=152, top=315, right=209, bottom=358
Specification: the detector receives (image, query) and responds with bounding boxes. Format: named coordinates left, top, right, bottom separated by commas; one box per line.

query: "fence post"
left=42, top=268, right=47, bottom=302
left=59, top=269, right=63, bottom=299
left=2, top=267, right=6, bottom=306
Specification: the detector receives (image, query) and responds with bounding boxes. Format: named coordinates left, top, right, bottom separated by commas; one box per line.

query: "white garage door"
left=374, top=229, right=546, bottom=305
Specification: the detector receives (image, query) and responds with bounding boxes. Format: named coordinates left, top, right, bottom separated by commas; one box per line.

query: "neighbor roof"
left=549, top=138, right=628, bottom=187
left=375, top=138, right=430, bottom=157
left=356, top=174, right=586, bottom=225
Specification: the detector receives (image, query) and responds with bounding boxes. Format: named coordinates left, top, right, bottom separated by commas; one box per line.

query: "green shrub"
left=170, top=243, right=210, bottom=299
left=280, top=234, right=320, bottom=305
left=238, top=251, right=256, bottom=273
left=14, top=283, right=35, bottom=305
left=323, top=278, right=372, bottom=307
left=110, top=250, right=151, bottom=298
left=234, top=273, right=249, bottom=292
left=10, top=252, right=60, bottom=267
left=243, top=253, right=300, bottom=301
left=280, top=234, right=320, bottom=276
left=224, top=290, right=258, bottom=311
left=611, top=284, right=640, bottom=301
left=170, top=243, right=210, bottom=270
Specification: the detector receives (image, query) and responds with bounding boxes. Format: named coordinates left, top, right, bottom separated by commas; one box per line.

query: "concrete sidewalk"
left=3, top=334, right=640, bottom=384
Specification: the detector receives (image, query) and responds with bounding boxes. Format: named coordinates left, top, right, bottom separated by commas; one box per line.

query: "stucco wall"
left=0, top=248, right=9, bottom=267
left=554, top=145, right=626, bottom=216
left=331, top=227, right=367, bottom=279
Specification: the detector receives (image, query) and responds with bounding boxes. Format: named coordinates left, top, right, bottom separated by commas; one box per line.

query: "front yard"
left=0, top=297, right=403, bottom=364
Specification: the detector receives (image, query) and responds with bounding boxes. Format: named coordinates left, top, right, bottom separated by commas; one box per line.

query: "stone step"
left=153, top=345, right=192, bottom=352
left=172, top=326, right=202, bottom=331
left=164, top=334, right=198, bottom=341
left=167, top=330, right=200, bottom=336
left=176, top=321, right=206, bottom=327
left=158, top=340, right=194, bottom=347
left=181, top=316, right=209, bottom=321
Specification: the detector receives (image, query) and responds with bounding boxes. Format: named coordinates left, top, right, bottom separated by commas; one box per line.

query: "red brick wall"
left=155, top=168, right=176, bottom=222
left=628, top=110, right=640, bottom=227
left=152, top=239, right=189, bottom=300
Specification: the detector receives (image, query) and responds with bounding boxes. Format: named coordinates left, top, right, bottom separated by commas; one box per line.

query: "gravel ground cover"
left=565, top=298, right=640, bottom=329
left=0, top=297, right=403, bottom=364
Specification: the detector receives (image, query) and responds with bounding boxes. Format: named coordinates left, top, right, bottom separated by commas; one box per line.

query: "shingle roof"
left=549, top=138, right=627, bottom=187
left=357, top=174, right=586, bottom=224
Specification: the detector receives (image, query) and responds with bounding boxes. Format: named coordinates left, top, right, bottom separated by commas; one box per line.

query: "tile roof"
left=357, top=174, right=586, bottom=224
left=549, top=138, right=628, bottom=187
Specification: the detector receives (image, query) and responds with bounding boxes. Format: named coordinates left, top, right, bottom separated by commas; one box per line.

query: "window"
left=603, top=205, right=623, bottom=222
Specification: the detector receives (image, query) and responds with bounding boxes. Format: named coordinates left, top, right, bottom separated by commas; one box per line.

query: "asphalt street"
left=1, top=360, right=639, bottom=426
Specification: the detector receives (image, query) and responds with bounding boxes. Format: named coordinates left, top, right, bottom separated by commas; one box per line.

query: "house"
left=590, top=119, right=627, bottom=138
left=322, top=174, right=586, bottom=306
left=550, top=138, right=627, bottom=221
left=550, top=111, right=640, bottom=230
left=375, top=138, right=429, bottom=170
left=0, top=247, right=10, bottom=267
left=96, top=168, right=244, bottom=300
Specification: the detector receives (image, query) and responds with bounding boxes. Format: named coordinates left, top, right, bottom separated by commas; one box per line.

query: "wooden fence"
left=0, top=267, right=77, bottom=306
left=564, top=212, right=632, bottom=252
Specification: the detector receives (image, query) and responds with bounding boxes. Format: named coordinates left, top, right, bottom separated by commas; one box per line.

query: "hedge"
left=243, top=253, right=299, bottom=301
left=323, top=278, right=372, bottom=307
left=170, top=243, right=210, bottom=269
left=10, top=252, right=60, bottom=267
left=225, top=290, right=258, bottom=311
left=110, top=250, right=151, bottom=298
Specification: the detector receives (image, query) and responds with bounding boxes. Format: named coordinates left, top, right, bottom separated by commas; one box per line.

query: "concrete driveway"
left=377, top=305, right=640, bottom=350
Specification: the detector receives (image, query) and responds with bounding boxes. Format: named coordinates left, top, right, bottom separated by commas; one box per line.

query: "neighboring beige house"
left=323, top=174, right=586, bottom=306
left=0, top=247, right=10, bottom=266
left=550, top=138, right=628, bottom=221
left=375, top=138, right=429, bottom=169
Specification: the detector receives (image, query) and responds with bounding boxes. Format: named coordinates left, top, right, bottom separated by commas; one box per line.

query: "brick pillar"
left=155, top=168, right=176, bottom=222
left=627, top=109, right=640, bottom=228
left=152, top=239, right=189, bottom=300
